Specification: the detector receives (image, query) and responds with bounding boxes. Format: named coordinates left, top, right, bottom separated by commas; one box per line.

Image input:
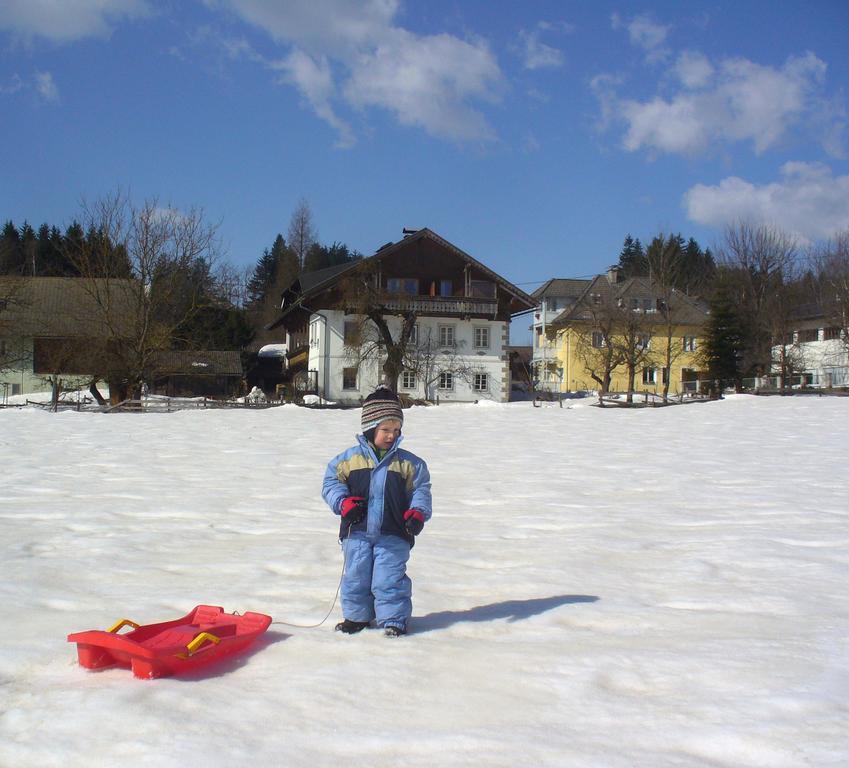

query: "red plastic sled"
left=67, top=605, right=272, bottom=679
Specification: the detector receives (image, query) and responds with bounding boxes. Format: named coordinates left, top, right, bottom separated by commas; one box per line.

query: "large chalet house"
left=543, top=268, right=710, bottom=396
left=268, top=228, right=536, bottom=403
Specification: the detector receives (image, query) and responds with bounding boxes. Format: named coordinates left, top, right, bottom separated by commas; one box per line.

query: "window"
left=0, top=339, right=6, bottom=357
left=642, top=367, right=656, bottom=384
left=438, top=372, right=454, bottom=390
left=401, top=370, right=416, bottom=389
left=342, top=368, right=357, bottom=390
left=656, top=298, right=667, bottom=311
left=438, top=325, right=455, bottom=348
left=591, top=293, right=601, bottom=305
left=683, top=336, right=697, bottom=352
left=798, top=328, right=819, bottom=343
left=343, top=321, right=359, bottom=345
left=408, top=324, right=418, bottom=345
left=662, top=367, right=669, bottom=385
left=824, top=326, right=840, bottom=341
left=473, top=373, right=489, bottom=392
left=11, top=383, right=20, bottom=396
left=387, top=277, right=419, bottom=295
left=474, top=327, right=490, bottom=349
left=440, top=280, right=452, bottom=297
left=636, top=334, right=651, bottom=350
left=631, top=297, right=640, bottom=310
left=591, top=331, right=605, bottom=348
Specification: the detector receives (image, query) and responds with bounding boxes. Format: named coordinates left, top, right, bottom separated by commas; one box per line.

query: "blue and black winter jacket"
left=322, top=435, right=432, bottom=546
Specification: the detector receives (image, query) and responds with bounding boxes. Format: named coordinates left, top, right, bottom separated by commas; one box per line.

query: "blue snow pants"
left=341, top=532, right=412, bottom=630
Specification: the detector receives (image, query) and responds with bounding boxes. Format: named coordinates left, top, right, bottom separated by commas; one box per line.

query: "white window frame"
left=591, top=331, right=605, bottom=349
left=637, top=334, right=651, bottom=350
left=473, top=373, right=489, bottom=392
left=642, top=367, right=656, bottom=385
left=682, top=336, right=697, bottom=352
left=474, top=326, right=490, bottom=349
left=401, top=370, right=416, bottom=390
left=438, top=371, right=454, bottom=390
left=438, top=325, right=455, bottom=348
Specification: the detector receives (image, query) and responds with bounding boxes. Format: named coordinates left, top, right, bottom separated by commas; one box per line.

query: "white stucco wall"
left=306, top=312, right=510, bottom=403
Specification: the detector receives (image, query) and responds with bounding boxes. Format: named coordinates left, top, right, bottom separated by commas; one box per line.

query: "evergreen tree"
left=303, top=241, right=361, bottom=272
left=618, top=234, right=647, bottom=277
left=247, top=246, right=279, bottom=308
left=19, top=222, right=37, bottom=276
left=0, top=221, right=23, bottom=274
left=701, top=279, right=746, bottom=394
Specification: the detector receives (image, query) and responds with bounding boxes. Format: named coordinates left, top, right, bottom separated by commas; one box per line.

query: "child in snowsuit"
left=322, top=387, right=432, bottom=637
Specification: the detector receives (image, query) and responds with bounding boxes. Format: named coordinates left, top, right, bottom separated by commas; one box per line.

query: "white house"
left=268, top=228, right=536, bottom=403
left=770, top=303, right=848, bottom=388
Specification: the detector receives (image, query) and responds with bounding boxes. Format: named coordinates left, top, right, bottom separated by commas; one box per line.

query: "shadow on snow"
left=413, top=594, right=599, bottom=634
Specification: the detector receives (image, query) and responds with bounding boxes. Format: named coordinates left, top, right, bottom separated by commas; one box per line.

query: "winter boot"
left=335, top=619, right=370, bottom=634
left=384, top=625, right=406, bottom=638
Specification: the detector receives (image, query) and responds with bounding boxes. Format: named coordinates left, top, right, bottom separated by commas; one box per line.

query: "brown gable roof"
left=270, top=227, right=535, bottom=328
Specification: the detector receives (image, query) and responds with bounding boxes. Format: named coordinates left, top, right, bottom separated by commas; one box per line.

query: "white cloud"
left=221, top=0, right=503, bottom=146
left=273, top=49, right=354, bottom=148
left=674, top=51, right=713, bottom=89
left=517, top=27, right=564, bottom=71
left=612, top=13, right=670, bottom=62
left=685, top=162, right=849, bottom=242
left=0, top=0, right=149, bottom=43
left=34, top=71, right=58, bottom=101
left=608, top=52, right=842, bottom=157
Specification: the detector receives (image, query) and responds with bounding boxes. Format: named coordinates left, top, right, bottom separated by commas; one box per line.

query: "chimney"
left=606, top=265, right=620, bottom=284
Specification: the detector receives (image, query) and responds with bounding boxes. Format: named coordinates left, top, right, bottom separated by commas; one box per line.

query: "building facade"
left=269, top=228, right=535, bottom=404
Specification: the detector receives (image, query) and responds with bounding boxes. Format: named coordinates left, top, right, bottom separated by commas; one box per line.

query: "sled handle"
left=107, top=619, right=140, bottom=634
left=179, top=631, right=221, bottom=658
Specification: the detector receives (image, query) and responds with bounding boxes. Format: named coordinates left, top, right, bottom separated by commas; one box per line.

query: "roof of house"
left=0, top=276, right=137, bottom=337
left=531, top=278, right=592, bottom=299
left=549, top=273, right=709, bottom=327
left=150, top=350, right=243, bottom=377
left=271, top=228, right=536, bottom=328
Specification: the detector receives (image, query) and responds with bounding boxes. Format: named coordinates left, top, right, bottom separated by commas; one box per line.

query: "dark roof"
left=150, top=350, right=243, bottom=377
left=531, top=278, right=592, bottom=299
left=550, top=273, right=709, bottom=327
left=374, top=228, right=536, bottom=308
left=271, top=227, right=536, bottom=328
left=0, top=276, right=137, bottom=337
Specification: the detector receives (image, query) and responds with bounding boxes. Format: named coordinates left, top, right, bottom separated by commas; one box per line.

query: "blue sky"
left=2, top=0, right=848, bottom=298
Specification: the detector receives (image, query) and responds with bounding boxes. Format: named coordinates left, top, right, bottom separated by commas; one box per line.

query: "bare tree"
left=816, top=229, right=849, bottom=357
left=287, top=199, right=318, bottom=270
left=717, top=222, right=799, bottom=378
left=67, top=191, right=223, bottom=403
left=337, top=261, right=417, bottom=391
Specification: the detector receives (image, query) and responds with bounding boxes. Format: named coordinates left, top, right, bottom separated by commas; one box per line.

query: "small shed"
left=148, top=351, right=244, bottom=399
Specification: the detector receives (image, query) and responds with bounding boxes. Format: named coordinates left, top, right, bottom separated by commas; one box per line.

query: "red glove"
left=403, top=509, right=425, bottom=536
left=341, top=496, right=367, bottom=524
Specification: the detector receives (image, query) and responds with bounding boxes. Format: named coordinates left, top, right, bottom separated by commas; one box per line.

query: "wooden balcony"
left=382, top=295, right=498, bottom=317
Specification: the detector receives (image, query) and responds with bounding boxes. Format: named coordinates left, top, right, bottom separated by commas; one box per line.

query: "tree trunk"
left=89, top=381, right=107, bottom=406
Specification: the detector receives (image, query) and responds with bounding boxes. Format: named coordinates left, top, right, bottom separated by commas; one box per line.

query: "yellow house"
left=545, top=270, right=709, bottom=397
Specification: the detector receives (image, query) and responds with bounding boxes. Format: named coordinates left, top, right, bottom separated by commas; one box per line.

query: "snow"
left=1, top=395, right=848, bottom=767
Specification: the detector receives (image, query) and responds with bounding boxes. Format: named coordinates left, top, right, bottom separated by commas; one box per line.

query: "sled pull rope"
left=270, top=543, right=347, bottom=629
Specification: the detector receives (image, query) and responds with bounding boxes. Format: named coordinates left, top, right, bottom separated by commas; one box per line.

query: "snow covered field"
left=1, top=395, right=848, bottom=767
